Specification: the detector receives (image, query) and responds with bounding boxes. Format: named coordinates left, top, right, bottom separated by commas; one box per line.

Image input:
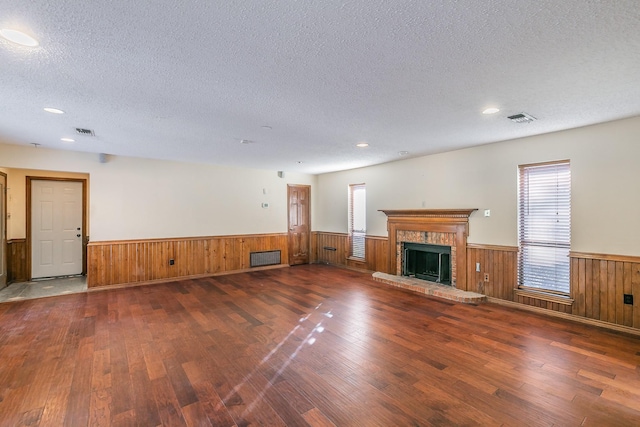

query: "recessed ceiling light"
left=482, top=107, right=500, bottom=115
left=0, top=29, right=39, bottom=47
left=60, top=138, right=75, bottom=142
left=398, top=151, right=409, bottom=156
left=356, top=142, right=369, bottom=148
left=44, top=107, right=65, bottom=114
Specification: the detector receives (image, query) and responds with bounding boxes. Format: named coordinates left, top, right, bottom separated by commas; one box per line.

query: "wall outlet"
left=484, top=273, right=489, bottom=282
left=261, top=202, right=269, bottom=208
left=169, top=259, right=175, bottom=266
left=623, top=294, right=633, bottom=305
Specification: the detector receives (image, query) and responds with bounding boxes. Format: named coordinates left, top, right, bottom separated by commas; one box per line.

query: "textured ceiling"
left=1, top=1, right=639, bottom=174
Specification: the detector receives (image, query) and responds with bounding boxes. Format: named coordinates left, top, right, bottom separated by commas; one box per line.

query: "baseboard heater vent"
left=250, top=250, right=281, bottom=267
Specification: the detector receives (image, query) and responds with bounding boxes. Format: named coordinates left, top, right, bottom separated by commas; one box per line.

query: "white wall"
left=315, top=116, right=640, bottom=257
left=3, top=115, right=639, bottom=254
left=0, top=143, right=317, bottom=241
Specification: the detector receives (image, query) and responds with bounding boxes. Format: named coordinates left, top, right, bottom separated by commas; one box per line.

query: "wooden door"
left=31, top=180, right=84, bottom=278
left=287, top=185, right=310, bottom=265
left=0, top=172, right=6, bottom=289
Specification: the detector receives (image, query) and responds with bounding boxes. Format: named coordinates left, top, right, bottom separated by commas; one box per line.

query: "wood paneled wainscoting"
left=465, top=244, right=574, bottom=314
left=570, top=252, right=640, bottom=329
left=87, top=233, right=289, bottom=288
left=464, top=243, right=518, bottom=300
left=313, top=232, right=389, bottom=273
left=465, top=245, right=640, bottom=330
left=7, top=239, right=28, bottom=283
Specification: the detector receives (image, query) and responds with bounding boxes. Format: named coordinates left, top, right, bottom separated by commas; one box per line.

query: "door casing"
left=26, top=177, right=87, bottom=280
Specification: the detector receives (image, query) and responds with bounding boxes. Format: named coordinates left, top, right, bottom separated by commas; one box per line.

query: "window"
left=518, top=161, right=571, bottom=294
left=348, top=184, right=366, bottom=259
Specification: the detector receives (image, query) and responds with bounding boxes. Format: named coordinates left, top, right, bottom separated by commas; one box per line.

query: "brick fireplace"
left=380, top=209, right=476, bottom=289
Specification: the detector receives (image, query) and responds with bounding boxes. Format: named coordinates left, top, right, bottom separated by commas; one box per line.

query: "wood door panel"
left=287, top=185, right=310, bottom=265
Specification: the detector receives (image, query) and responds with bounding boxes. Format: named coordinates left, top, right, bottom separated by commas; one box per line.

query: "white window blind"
left=518, top=161, right=571, bottom=294
left=349, top=184, right=366, bottom=259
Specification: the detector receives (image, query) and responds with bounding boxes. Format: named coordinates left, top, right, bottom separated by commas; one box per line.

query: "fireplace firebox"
left=402, top=242, right=451, bottom=285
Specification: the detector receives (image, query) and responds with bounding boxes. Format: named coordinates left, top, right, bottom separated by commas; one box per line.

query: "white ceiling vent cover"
left=75, top=127, right=96, bottom=136
left=507, top=113, right=537, bottom=123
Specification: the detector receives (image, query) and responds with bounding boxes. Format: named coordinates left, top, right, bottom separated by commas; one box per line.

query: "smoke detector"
left=507, top=113, right=536, bottom=123
left=75, top=127, right=95, bottom=136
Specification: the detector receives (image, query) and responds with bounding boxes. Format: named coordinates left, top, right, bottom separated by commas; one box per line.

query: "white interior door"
left=0, top=173, right=6, bottom=289
left=32, top=180, right=83, bottom=279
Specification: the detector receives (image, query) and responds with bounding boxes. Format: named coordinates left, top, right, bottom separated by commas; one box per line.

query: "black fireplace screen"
left=402, top=242, right=451, bottom=285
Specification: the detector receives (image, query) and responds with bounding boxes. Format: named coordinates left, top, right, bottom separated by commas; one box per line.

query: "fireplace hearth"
left=403, top=243, right=451, bottom=285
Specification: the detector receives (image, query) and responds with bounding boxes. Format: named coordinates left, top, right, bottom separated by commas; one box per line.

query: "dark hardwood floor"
left=1, top=264, right=639, bottom=426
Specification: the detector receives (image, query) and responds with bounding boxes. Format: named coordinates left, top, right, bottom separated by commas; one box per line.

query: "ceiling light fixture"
left=398, top=151, right=409, bottom=156
left=356, top=142, right=369, bottom=148
left=240, top=139, right=254, bottom=144
left=61, top=138, right=75, bottom=142
left=44, top=107, right=65, bottom=114
left=0, top=29, right=39, bottom=47
left=482, top=107, right=500, bottom=115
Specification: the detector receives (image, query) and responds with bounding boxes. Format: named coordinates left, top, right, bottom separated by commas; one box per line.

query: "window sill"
left=514, top=288, right=574, bottom=306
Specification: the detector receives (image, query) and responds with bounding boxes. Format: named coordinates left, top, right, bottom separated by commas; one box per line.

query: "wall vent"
left=507, top=113, right=536, bottom=123
left=250, top=250, right=281, bottom=267
left=75, top=127, right=96, bottom=136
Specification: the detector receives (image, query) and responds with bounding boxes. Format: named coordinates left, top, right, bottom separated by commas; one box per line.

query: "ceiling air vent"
left=75, top=127, right=95, bottom=136
left=507, top=113, right=536, bottom=123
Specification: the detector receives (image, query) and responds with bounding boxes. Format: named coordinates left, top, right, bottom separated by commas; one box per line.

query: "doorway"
left=27, top=178, right=86, bottom=279
left=0, top=172, right=6, bottom=290
left=287, top=185, right=310, bottom=265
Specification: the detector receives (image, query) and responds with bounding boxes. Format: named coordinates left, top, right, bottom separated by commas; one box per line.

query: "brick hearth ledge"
left=372, top=272, right=486, bottom=304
